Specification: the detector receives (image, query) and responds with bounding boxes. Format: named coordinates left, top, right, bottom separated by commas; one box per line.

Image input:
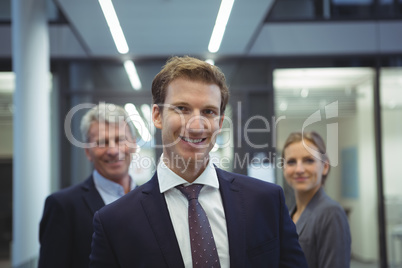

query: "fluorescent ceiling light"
left=124, top=103, right=152, bottom=142
left=0, top=72, right=15, bottom=93
left=300, top=88, right=309, bottom=98
left=140, top=104, right=155, bottom=135
left=273, top=68, right=373, bottom=90
left=124, top=60, right=142, bottom=90
left=99, top=0, right=129, bottom=54
left=279, top=101, right=288, bottom=111
left=205, top=59, right=215, bottom=65
left=208, top=0, right=235, bottom=53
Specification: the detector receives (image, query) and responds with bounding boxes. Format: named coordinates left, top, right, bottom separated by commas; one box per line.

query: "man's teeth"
left=182, top=137, right=203, bottom=143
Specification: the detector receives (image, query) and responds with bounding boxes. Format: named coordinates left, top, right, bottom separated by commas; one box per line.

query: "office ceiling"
left=1, top=0, right=402, bottom=122
left=54, top=0, right=275, bottom=59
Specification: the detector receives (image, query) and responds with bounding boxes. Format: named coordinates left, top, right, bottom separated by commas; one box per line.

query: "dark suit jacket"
left=90, top=168, right=307, bottom=267
left=290, top=187, right=351, bottom=268
left=39, top=176, right=105, bottom=268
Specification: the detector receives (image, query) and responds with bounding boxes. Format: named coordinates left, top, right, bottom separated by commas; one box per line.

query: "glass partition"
left=274, top=67, right=379, bottom=267
left=380, top=67, right=402, bottom=268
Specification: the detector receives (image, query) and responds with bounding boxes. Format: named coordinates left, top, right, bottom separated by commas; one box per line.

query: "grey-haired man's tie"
left=176, top=184, right=221, bottom=268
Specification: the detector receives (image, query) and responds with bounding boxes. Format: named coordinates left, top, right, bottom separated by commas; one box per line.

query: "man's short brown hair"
left=151, top=56, right=229, bottom=114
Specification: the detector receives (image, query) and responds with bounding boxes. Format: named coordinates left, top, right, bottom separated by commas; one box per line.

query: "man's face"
left=152, top=78, right=224, bottom=171
left=85, top=121, right=136, bottom=183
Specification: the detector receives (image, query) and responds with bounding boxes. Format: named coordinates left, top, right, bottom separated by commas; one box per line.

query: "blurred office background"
left=1, top=0, right=402, bottom=267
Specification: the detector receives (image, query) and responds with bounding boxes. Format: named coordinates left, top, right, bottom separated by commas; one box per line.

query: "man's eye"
left=96, top=140, right=108, bottom=146
left=175, top=106, right=187, bottom=112
left=204, top=109, right=216, bottom=115
left=117, top=137, right=127, bottom=144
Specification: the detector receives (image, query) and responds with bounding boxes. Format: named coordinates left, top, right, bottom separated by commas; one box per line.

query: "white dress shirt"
left=157, top=157, right=230, bottom=268
left=93, top=170, right=136, bottom=205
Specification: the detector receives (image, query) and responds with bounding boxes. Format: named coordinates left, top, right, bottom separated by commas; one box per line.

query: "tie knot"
left=176, top=184, right=203, bottom=200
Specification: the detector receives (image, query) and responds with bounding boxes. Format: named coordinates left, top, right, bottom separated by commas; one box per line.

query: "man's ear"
left=219, top=114, right=224, bottom=129
left=152, top=104, right=162, bottom=129
left=84, top=148, right=92, bottom=162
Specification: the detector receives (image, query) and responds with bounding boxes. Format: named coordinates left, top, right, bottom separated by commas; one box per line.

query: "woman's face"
left=283, top=140, right=329, bottom=195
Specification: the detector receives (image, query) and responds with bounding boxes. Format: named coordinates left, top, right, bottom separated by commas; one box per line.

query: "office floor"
left=0, top=258, right=382, bottom=268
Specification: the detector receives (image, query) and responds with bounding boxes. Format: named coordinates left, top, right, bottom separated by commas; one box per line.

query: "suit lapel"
left=139, top=169, right=247, bottom=267
left=216, top=168, right=247, bottom=267
left=81, top=176, right=105, bottom=215
left=140, top=174, right=184, bottom=268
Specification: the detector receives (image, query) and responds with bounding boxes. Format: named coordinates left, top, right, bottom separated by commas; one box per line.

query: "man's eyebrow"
left=169, top=102, right=219, bottom=109
left=203, top=104, right=220, bottom=110
left=170, top=101, right=189, bottom=107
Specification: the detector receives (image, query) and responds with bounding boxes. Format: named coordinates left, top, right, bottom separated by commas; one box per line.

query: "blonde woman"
left=282, top=131, right=351, bottom=268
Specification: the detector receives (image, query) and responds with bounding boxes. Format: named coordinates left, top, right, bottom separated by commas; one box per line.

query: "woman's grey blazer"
left=290, top=187, right=351, bottom=268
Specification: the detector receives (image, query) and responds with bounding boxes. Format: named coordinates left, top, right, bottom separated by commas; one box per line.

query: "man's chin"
left=163, top=152, right=209, bottom=166
left=103, top=170, right=127, bottom=179
left=181, top=153, right=210, bottom=166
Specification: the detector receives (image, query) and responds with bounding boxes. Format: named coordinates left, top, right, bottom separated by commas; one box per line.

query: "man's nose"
left=106, top=140, right=119, bottom=156
left=186, top=113, right=205, bottom=133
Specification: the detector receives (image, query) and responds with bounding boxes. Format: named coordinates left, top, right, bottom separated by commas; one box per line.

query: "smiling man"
left=39, top=103, right=137, bottom=268
left=90, top=56, right=308, bottom=268
left=153, top=76, right=224, bottom=181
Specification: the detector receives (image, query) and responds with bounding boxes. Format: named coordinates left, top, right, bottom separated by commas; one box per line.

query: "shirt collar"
left=157, top=154, right=219, bottom=193
left=93, top=170, right=136, bottom=195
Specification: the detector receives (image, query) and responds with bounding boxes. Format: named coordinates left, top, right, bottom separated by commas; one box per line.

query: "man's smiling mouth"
left=180, top=136, right=206, bottom=144
left=105, top=159, right=123, bottom=163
